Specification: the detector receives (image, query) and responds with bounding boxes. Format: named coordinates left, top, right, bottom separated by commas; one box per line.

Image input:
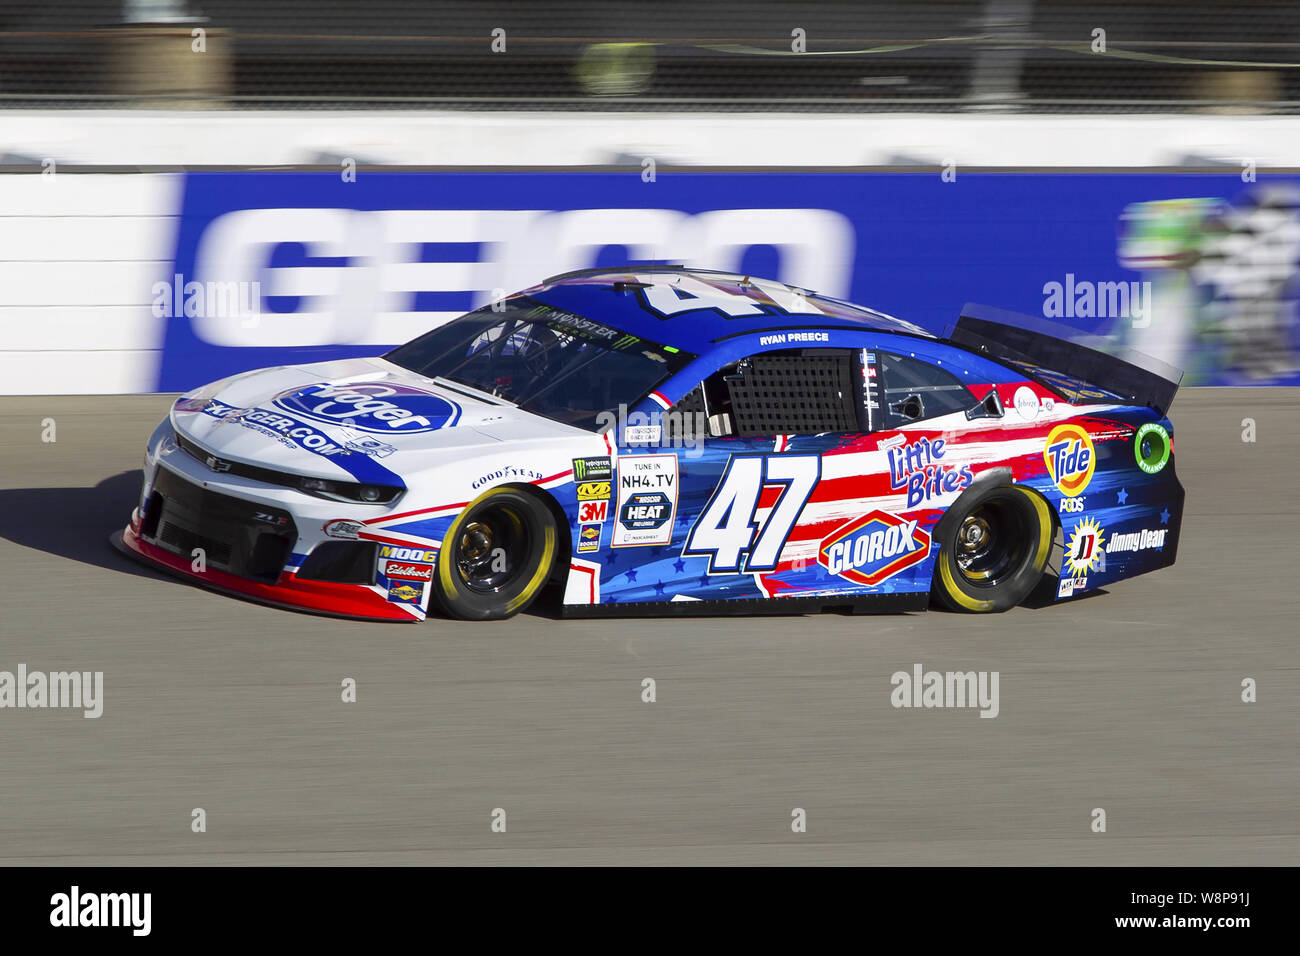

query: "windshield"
left=384, top=297, right=696, bottom=431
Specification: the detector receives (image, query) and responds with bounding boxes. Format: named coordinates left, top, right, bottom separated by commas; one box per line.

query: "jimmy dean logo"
left=1107, top=528, right=1168, bottom=553
left=1043, top=424, right=1095, bottom=497
left=818, top=510, right=931, bottom=586
left=886, top=436, right=973, bottom=508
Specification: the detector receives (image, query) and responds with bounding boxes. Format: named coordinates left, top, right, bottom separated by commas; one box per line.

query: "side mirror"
left=889, top=393, right=925, bottom=421
left=965, top=390, right=1004, bottom=420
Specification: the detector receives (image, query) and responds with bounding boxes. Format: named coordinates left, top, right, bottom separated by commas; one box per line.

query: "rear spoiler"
left=943, top=303, right=1183, bottom=416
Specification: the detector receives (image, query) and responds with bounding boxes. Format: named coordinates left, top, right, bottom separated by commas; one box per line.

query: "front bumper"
left=119, top=436, right=429, bottom=622
left=115, top=521, right=417, bottom=622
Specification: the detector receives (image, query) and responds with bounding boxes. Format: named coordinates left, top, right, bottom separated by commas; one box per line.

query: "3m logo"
left=1043, top=424, right=1096, bottom=498
left=578, top=499, right=608, bottom=523
left=818, top=510, right=931, bottom=587
left=576, top=481, right=611, bottom=502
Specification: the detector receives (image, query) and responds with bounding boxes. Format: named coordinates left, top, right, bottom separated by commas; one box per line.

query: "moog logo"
left=273, top=383, right=460, bottom=434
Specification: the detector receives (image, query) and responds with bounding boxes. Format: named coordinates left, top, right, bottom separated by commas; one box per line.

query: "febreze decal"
left=818, top=510, right=932, bottom=587
left=1043, top=423, right=1095, bottom=497
left=273, top=382, right=460, bottom=434
left=886, top=436, right=973, bottom=508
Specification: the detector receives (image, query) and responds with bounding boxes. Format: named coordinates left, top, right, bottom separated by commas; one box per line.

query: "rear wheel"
left=931, top=484, right=1052, bottom=612
left=431, top=487, right=557, bottom=621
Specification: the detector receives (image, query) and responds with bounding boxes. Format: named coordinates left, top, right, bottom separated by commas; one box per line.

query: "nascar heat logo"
left=818, top=510, right=931, bottom=587
left=273, top=383, right=460, bottom=434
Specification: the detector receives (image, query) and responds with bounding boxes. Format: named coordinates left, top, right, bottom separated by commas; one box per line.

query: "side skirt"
left=561, top=591, right=929, bottom=618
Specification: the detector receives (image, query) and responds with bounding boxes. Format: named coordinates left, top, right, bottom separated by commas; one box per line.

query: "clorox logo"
left=818, top=510, right=931, bottom=587
left=1043, top=423, right=1095, bottom=497
left=273, top=382, right=460, bottom=434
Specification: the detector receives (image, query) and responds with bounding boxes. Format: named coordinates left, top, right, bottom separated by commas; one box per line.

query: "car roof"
left=521, top=266, right=936, bottom=354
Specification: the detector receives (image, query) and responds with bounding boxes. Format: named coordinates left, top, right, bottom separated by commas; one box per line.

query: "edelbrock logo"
left=273, top=382, right=460, bottom=434
left=818, top=510, right=932, bottom=587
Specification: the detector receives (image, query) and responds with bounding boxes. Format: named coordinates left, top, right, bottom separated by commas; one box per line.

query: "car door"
left=600, top=346, right=872, bottom=604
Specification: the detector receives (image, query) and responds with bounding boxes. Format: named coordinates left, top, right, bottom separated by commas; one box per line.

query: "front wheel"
left=431, top=486, right=558, bottom=621
left=931, top=484, right=1052, bottom=613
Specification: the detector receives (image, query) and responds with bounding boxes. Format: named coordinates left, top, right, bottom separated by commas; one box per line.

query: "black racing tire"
left=431, top=486, right=558, bottom=621
left=931, top=483, right=1053, bottom=613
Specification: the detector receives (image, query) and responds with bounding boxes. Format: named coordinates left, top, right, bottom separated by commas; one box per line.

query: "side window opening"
left=875, top=351, right=976, bottom=429
left=667, top=348, right=863, bottom=439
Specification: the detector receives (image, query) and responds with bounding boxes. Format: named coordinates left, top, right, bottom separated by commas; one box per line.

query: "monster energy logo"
left=612, top=334, right=639, bottom=350
left=572, top=456, right=613, bottom=481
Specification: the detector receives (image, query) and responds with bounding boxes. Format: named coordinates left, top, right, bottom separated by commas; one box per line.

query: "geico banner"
left=160, top=171, right=1300, bottom=391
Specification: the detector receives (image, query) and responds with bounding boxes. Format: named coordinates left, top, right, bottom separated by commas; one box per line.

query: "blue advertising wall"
left=160, top=170, right=1300, bottom=391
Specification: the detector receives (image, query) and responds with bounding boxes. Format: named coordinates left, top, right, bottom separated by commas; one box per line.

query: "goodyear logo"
left=1043, top=423, right=1095, bottom=498
left=379, top=545, right=438, bottom=563
left=818, top=510, right=931, bottom=587
left=576, top=481, right=611, bottom=502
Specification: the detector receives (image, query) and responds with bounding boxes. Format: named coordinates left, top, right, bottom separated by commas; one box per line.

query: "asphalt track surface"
left=0, top=389, right=1295, bottom=866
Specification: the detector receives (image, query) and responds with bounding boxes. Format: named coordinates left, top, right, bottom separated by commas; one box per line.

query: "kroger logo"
left=273, top=382, right=460, bottom=434
left=818, top=510, right=932, bottom=587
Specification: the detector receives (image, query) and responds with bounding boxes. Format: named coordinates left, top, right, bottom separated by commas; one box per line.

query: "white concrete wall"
left=0, top=110, right=1295, bottom=394
left=4, top=110, right=1298, bottom=168
left=0, top=174, right=179, bottom=393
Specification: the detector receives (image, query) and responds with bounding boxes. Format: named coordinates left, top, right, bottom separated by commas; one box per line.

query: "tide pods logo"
left=273, top=382, right=460, bottom=434
left=1043, top=423, right=1095, bottom=497
left=818, top=510, right=932, bottom=587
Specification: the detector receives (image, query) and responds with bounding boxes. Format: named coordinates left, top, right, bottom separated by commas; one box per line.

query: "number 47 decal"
left=684, top=455, right=820, bottom=574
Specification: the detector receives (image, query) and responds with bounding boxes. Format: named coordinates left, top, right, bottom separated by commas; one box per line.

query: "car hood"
left=170, top=356, right=586, bottom=485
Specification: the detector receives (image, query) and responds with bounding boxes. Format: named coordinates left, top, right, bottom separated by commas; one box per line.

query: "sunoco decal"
left=273, top=382, right=460, bottom=434
left=818, top=510, right=931, bottom=587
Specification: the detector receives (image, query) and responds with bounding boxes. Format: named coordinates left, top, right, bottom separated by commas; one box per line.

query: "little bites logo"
left=1043, top=424, right=1095, bottom=497
left=818, top=511, right=932, bottom=586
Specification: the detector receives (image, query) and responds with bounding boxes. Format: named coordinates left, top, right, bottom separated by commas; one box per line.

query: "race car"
left=115, top=266, right=1184, bottom=622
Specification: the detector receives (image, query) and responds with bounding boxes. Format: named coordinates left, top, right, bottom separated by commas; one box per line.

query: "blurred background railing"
left=0, top=0, right=1297, bottom=112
